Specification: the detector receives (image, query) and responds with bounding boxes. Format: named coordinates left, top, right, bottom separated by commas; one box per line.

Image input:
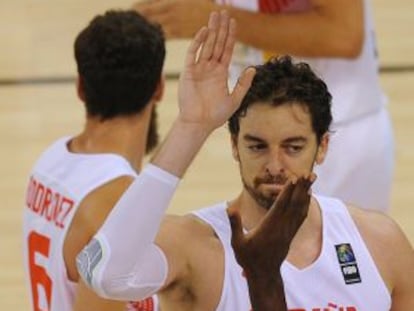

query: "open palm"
left=178, top=11, right=255, bottom=132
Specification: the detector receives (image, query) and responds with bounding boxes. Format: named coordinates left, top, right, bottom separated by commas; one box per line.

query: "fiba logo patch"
left=335, top=243, right=362, bottom=285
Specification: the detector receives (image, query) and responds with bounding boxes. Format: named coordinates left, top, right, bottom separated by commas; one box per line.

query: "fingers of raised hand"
left=211, top=11, right=230, bottom=61
left=228, top=207, right=244, bottom=250
left=269, top=178, right=296, bottom=216
left=231, top=67, right=256, bottom=108
left=288, top=176, right=314, bottom=219
left=254, top=179, right=294, bottom=238
left=220, top=17, right=237, bottom=65
left=185, top=26, right=208, bottom=67
left=198, top=11, right=220, bottom=62
left=261, top=176, right=312, bottom=241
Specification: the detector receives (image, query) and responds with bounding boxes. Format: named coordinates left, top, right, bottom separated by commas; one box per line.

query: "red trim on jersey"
left=127, top=297, right=155, bottom=311
left=259, top=0, right=294, bottom=13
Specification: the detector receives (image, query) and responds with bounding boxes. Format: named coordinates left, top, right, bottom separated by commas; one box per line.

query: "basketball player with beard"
left=23, top=10, right=166, bottom=311
left=133, top=0, right=395, bottom=213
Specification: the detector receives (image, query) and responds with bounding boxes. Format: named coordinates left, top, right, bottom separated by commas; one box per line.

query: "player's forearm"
left=223, top=1, right=363, bottom=58
left=246, top=274, right=288, bottom=311
left=151, top=119, right=211, bottom=178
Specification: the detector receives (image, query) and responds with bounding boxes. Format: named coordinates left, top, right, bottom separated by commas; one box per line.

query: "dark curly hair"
left=74, top=10, right=165, bottom=120
left=228, top=56, right=332, bottom=143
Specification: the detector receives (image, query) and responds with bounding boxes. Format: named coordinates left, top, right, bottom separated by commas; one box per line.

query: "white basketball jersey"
left=23, top=137, right=158, bottom=311
left=192, top=195, right=391, bottom=311
left=217, top=0, right=386, bottom=125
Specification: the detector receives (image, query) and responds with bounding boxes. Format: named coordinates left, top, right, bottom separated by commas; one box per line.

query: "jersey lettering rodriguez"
left=26, top=176, right=74, bottom=229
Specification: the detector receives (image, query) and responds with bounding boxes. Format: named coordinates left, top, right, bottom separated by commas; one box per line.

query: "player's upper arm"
left=63, top=175, right=135, bottom=282
left=386, top=221, right=414, bottom=310
left=350, top=207, right=414, bottom=309
left=73, top=278, right=126, bottom=311
left=155, top=215, right=205, bottom=290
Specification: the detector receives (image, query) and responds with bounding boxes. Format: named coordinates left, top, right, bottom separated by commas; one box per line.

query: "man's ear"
left=315, top=132, right=329, bottom=165
left=76, top=76, right=86, bottom=103
left=231, top=135, right=240, bottom=162
left=153, top=75, right=165, bottom=103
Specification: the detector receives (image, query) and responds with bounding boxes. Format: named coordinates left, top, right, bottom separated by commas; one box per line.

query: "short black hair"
left=228, top=56, right=332, bottom=143
left=74, top=10, right=165, bottom=120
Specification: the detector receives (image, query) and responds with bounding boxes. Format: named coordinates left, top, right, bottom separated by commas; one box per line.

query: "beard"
left=241, top=173, right=288, bottom=210
left=145, top=107, right=159, bottom=154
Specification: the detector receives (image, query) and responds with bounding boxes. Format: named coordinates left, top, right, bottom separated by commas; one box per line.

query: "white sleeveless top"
left=192, top=195, right=391, bottom=310
left=217, top=0, right=386, bottom=126
left=23, top=136, right=158, bottom=311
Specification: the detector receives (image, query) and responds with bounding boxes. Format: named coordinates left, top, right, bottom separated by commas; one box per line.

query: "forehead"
left=238, top=102, right=313, bottom=139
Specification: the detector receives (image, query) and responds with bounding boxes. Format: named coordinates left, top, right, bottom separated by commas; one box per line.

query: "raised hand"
left=177, top=10, right=255, bottom=133
left=228, top=175, right=315, bottom=311
left=150, top=11, right=254, bottom=177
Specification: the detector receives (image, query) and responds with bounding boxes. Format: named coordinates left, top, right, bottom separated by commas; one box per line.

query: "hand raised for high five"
left=178, top=10, right=256, bottom=133
left=151, top=11, right=254, bottom=177
left=228, top=175, right=315, bottom=311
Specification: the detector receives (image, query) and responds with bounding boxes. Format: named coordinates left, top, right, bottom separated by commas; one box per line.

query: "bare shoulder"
left=157, top=213, right=219, bottom=249
left=349, top=206, right=401, bottom=239
left=348, top=205, right=411, bottom=250
left=156, top=213, right=220, bottom=272
left=347, top=205, right=414, bottom=292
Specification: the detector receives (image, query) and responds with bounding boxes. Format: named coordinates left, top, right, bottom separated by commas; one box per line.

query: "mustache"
left=254, top=174, right=288, bottom=186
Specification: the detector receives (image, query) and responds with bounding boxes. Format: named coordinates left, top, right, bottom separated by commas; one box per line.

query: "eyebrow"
left=282, top=137, right=307, bottom=144
left=242, top=134, right=265, bottom=143
left=242, top=134, right=307, bottom=144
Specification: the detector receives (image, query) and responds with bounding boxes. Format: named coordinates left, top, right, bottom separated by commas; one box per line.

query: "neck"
left=229, top=192, right=267, bottom=232
left=230, top=191, right=321, bottom=239
left=70, top=114, right=150, bottom=172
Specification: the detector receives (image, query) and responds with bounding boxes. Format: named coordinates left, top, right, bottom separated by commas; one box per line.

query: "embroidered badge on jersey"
left=335, top=243, right=362, bottom=284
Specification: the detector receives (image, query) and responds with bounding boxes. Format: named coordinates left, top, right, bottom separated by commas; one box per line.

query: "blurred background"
left=0, top=0, right=413, bottom=309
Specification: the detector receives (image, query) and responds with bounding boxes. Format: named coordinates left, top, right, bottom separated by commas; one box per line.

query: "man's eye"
left=285, top=145, right=303, bottom=154
left=248, top=144, right=266, bottom=152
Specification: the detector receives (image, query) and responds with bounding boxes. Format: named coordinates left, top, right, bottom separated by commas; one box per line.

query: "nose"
left=265, top=151, right=285, bottom=176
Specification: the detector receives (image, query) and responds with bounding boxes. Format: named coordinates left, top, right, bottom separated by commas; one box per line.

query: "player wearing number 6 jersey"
left=23, top=139, right=158, bottom=310
left=22, top=10, right=166, bottom=311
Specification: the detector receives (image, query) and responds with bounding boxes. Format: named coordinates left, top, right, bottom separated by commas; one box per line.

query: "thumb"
left=230, top=67, right=256, bottom=109
left=227, top=206, right=244, bottom=249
